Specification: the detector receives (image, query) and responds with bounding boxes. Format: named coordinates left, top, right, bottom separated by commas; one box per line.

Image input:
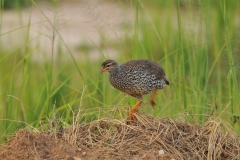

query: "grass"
left=0, top=0, right=240, bottom=144
left=1, top=113, right=240, bottom=159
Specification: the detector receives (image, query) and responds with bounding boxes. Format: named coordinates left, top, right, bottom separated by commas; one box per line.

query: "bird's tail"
left=164, top=76, right=170, bottom=85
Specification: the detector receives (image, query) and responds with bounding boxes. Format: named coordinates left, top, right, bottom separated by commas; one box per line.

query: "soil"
left=0, top=113, right=240, bottom=160
left=0, top=130, right=84, bottom=160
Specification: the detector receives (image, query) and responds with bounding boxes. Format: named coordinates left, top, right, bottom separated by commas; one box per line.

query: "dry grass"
left=1, top=113, right=240, bottom=160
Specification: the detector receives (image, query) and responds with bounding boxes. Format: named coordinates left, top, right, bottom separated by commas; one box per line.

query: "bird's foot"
left=129, top=110, right=137, bottom=121
left=150, top=89, right=157, bottom=107
left=129, top=100, right=142, bottom=121
left=150, top=99, right=156, bottom=107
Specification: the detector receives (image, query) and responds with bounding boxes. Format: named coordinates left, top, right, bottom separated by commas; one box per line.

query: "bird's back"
left=109, top=59, right=169, bottom=99
left=121, top=60, right=167, bottom=80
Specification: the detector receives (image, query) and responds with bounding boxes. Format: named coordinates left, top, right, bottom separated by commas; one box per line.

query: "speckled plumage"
left=100, top=59, right=169, bottom=120
left=101, top=59, right=169, bottom=100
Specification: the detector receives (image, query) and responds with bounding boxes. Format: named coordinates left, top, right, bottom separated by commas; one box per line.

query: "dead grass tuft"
left=59, top=113, right=240, bottom=159
left=0, top=113, right=240, bottom=160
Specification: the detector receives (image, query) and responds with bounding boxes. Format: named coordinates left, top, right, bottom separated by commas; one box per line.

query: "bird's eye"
left=106, top=63, right=112, bottom=67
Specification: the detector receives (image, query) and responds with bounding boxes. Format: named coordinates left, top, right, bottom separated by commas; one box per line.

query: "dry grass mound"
left=1, top=113, right=240, bottom=160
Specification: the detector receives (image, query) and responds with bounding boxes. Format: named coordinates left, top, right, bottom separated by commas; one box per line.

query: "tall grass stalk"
left=133, top=0, right=139, bottom=59
left=176, top=0, right=187, bottom=110
left=221, top=0, right=240, bottom=131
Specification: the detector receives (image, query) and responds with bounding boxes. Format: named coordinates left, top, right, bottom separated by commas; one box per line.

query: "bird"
left=100, top=59, right=169, bottom=120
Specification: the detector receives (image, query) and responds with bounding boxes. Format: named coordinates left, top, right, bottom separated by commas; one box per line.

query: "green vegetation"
left=1, top=0, right=31, bottom=9
left=0, top=0, right=239, bottom=143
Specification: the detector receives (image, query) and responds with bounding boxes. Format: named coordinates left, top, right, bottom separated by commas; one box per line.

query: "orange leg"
left=150, top=89, right=158, bottom=107
left=129, top=100, right=143, bottom=120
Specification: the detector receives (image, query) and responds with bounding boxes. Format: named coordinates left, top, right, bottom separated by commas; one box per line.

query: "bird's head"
left=100, top=60, right=118, bottom=74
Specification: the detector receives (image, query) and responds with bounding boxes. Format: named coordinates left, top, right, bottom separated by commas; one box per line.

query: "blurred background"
left=0, top=0, right=239, bottom=143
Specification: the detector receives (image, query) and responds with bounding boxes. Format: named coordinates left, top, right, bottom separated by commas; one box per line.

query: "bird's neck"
left=109, top=66, right=121, bottom=77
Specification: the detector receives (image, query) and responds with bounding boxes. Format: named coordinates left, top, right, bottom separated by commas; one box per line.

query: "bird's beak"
left=99, top=67, right=107, bottom=74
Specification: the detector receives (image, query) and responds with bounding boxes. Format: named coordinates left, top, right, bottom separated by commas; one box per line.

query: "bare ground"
left=0, top=113, right=240, bottom=160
